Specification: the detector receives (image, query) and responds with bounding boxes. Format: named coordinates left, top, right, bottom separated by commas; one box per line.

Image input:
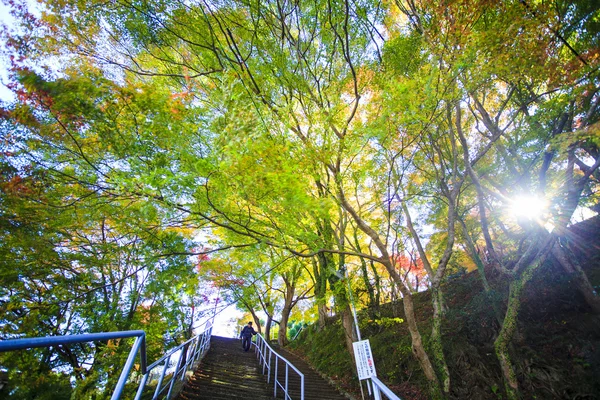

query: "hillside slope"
left=290, top=218, right=600, bottom=399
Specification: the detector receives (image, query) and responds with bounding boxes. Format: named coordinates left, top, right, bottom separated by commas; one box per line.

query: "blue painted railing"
left=371, top=376, right=402, bottom=400
left=0, top=321, right=213, bottom=400
left=135, top=321, right=212, bottom=399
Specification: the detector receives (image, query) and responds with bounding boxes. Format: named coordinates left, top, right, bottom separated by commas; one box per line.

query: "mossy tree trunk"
left=312, top=256, right=329, bottom=330
left=494, top=237, right=554, bottom=399
left=329, top=272, right=358, bottom=357
left=402, top=286, right=444, bottom=399
left=494, top=281, right=523, bottom=400
left=430, top=287, right=450, bottom=394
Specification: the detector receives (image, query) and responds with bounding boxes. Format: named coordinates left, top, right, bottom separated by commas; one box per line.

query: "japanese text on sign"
left=352, top=339, right=377, bottom=380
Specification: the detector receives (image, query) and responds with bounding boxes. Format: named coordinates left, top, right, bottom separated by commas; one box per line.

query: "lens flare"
left=509, top=195, right=547, bottom=219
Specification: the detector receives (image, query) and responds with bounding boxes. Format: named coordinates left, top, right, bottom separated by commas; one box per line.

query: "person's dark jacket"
left=240, top=325, right=257, bottom=338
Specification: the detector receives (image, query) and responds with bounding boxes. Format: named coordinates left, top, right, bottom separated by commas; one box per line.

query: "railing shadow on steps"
left=253, top=333, right=304, bottom=400
left=0, top=321, right=213, bottom=400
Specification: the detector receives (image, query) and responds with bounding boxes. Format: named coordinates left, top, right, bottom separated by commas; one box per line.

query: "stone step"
left=176, top=336, right=349, bottom=400
left=176, top=336, right=272, bottom=400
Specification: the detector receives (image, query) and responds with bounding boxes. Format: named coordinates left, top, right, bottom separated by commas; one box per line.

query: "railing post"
left=152, top=355, right=171, bottom=400
left=285, top=363, right=289, bottom=400
left=274, top=357, right=278, bottom=398
left=183, top=340, right=196, bottom=380
left=133, top=372, right=149, bottom=400
left=373, top=382, right=382, bottom=400
left=262, top=347, right=267, bottom=375
left=252, top=333, right=304, bottom=400
left=111, top=334, right=145, bottom=400
left=199, top=333, right=208, bottom=359
left=166, top=349, right=185, bottom=399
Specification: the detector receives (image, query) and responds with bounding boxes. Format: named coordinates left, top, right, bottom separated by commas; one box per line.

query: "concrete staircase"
left=269, top=344, right=348, bottom=400
left=177, top=336, right=271, bottom=400
left=176, top=336, right=348, bottom=400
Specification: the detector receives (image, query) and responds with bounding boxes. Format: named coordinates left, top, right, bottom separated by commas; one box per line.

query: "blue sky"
left=0, top=2, right=15, bottom=102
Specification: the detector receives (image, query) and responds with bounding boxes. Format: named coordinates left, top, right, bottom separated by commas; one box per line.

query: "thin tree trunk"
left=459, top=217, right=503, bottom=325
left=354, top=230, right=377, bottom=313
left=250, top=311, right=262, bottom=335
left=552, top=246, right=600, bottom=313
left=337, top=185, right=443, bottom=398
left=369, top=259, right=382, bottom=308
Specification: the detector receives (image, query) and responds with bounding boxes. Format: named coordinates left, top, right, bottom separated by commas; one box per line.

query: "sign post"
left=352, top=339, right=377, bottom=380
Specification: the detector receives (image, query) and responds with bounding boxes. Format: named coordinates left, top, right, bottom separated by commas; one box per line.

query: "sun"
left=509, top=195, right=548, bottom=219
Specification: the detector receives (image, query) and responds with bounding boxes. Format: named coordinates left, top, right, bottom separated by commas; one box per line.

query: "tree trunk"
left=359, top=255, right=377, bottom=311
left=552, top=246, right=600, bottom=313
left=313, top=255, right=329, bottom=330
left=353, top=230, right=378, bottom=314
left=337, top=186, right=443, bottom=398
left=341, top=304, right=357, bottom=358
left=495, top=281, right=523, bottom=400
left=430, top=286, right=450, bottom=394
left=495, top=250, right=550, bottom=400
left=250, top=310, right=262, bottom=335
left=278, top=305, right=292, bottom=347
left=264, top=314, right=273, bottom=342
left=403, top=290, right=444, bottom=399
left=278, top=283, right=295, bottom=347
left=318, top=303, right=328, bottom=329
left=369, top=259, right=382, bottom=309
left=459, top=218, right=503, bottom=326
left=328, top=275, right=357, bottom=357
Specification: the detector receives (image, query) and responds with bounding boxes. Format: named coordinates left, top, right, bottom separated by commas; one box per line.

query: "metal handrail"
left=253, top=333, right=304, bottom=400
left=135, top=321, right=213, bottom=400
left=0, top=322, right=213, bottom=400
left=371, top=376, right=402, bottom=400
left=0, top=330, right=146, bottom=400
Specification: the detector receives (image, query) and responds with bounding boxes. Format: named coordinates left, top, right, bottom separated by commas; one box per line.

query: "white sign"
left=352, top=339, right=377, bottom=380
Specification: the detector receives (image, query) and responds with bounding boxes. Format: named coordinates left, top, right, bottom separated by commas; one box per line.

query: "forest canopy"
left=1, top=0, right=599, bottom=399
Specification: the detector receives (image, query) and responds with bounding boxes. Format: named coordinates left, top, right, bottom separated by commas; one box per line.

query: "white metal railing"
left=370, top=376, right=402, bottom=400
left=253, top=333, right=304, bottom=400
left=134, top=321, right=213, bottom=400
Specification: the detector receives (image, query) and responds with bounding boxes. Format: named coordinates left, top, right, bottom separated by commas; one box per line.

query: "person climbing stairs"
left=177, top=336, right=272, bottom=400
